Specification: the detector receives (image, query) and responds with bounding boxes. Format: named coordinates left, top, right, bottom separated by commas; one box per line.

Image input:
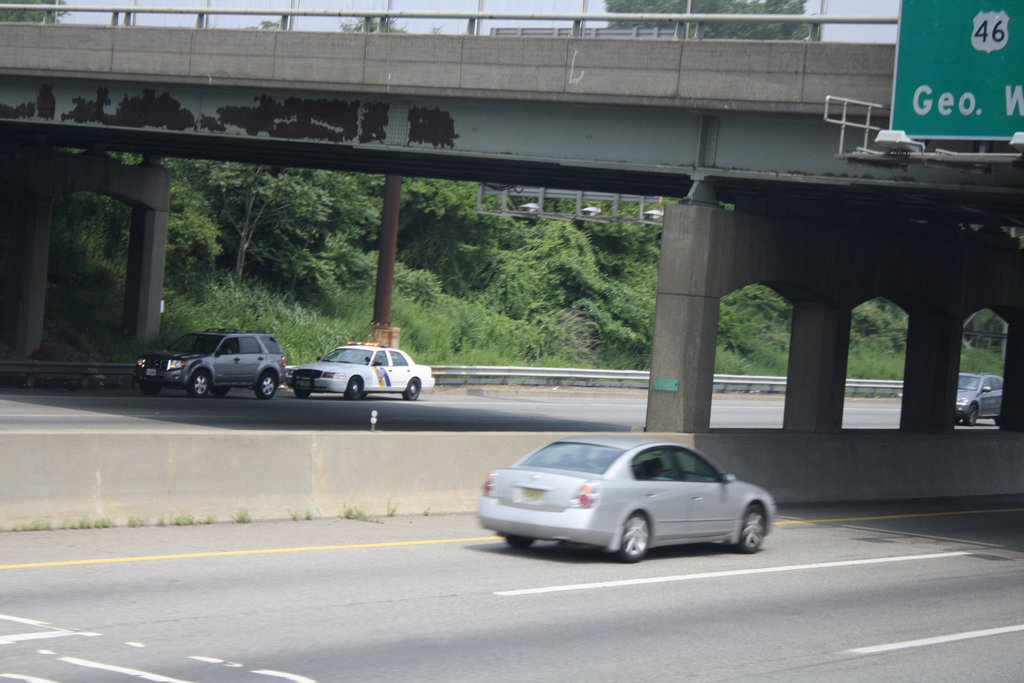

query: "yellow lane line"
left=776, top=507, right=1024, bottom=525
left=0, top=536, right=502, bottom=570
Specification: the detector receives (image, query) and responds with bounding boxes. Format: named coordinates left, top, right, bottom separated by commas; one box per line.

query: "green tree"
left=162, top=159, right=223, bottom=282
left=717, top=284, right=792, bottom=355
left=476, top=217, right=655, bottom=366
left=259, top=170, right=381, bottom=302
left=397, top=178, right=503, bottom=298
left=0, top=0, right=62, bottom=23
left=605, top=0, right=809, bottom=40
left=190, top=162, right=333, bottom=283
left=850, top=298, right=907, bottom=354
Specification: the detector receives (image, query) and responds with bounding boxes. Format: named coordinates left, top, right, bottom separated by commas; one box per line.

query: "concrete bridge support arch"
left=647, top=204, right=1024, bottom=434
left=1, top=147, right=169, bottom=358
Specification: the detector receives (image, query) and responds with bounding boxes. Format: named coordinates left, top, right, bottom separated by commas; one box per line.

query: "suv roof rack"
left=203, top=328, right=268, bottom=334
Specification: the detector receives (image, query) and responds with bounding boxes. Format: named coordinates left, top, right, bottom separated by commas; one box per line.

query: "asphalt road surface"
left=1, top=496, right=1022, bottom=682
left=0, top=385, right=928, bottom=432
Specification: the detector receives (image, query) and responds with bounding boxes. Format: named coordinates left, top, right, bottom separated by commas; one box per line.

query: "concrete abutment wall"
left=647, top=204, right=1024, bottom=435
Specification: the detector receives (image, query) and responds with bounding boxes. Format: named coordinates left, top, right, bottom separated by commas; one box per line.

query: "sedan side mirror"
left=721, top=473, right=736, bottom=484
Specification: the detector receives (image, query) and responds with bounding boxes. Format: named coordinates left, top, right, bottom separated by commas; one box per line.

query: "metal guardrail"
left=0, top=360, right=903, bottom=397
left=0, top=360, right=139, bottom=389
left=1, top=5, right=898, bottom=40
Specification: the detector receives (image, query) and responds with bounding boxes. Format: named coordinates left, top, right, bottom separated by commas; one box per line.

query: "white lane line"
left=0, top=616, right=51, bottom=628
left=0, top=614, right=100, bottom=645
left=495, top=551, right=970, bottom=596
left=847, top=624, right=1024, bottom=655
left=1, top=675, right=62, bottom=682
left=251, top=670, right=317, bottom=683
left=57, top=657, right=198, bottom=683
left=0, top=630, right=99, bottom=645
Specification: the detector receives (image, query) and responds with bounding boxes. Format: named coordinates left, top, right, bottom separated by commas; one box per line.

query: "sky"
left=59, top=0, right=900, bottom=42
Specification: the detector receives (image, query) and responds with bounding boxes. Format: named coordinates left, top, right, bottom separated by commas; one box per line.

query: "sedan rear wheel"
left=735, top=504, right=765, bottom=554
left=616, top=512, right=649, bottom=563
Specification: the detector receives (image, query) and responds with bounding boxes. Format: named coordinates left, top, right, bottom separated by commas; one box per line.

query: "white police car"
left=289, top=342, right=435, bottom=401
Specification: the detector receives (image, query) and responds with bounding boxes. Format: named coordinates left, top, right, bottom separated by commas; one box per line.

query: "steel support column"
left=372, top=174, right=402, bottom=348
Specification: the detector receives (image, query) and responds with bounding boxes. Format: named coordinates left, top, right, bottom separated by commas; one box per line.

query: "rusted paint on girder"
left=211, top=94, right=362, bottom=141
left=0, top=83, right=460, bottom=150
left=62, top=88, right=196, bottom=131
left=359, top=101, right=389, bottom=144
left=0, top=84, right=54, bottom=120
left=408, top=106, right=458, bottom=148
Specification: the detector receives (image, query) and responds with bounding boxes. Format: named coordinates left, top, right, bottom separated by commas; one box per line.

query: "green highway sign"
left=892, top=0, right=1024, bottom=139
left=652, top=377, right=679, bottom=392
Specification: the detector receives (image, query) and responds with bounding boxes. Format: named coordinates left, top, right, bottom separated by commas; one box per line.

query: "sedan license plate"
left=517, top=487, right=546, bottom=504
left=145, top=368, right=156, bottom=376
left=295, top=378, right=311, bottom=388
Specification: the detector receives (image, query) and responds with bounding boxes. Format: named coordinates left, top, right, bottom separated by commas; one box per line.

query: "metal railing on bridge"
left=0, top=359, right=903, bottom=398
left=2, top=4, right=898, bottom=41
left=476, top=185, right=667, bottom=225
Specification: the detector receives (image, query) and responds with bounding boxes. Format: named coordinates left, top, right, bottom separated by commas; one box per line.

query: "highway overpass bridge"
left=1, top=15, right=1024, bottom=439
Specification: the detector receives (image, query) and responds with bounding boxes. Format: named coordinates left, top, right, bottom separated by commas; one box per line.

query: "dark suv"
left=956, top=372, right=1003, bottom=426
left=135, top=329, right=287, bottom=399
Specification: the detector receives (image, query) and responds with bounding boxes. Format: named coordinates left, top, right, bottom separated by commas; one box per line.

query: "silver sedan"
left=477, top=435, right=775, bottom=562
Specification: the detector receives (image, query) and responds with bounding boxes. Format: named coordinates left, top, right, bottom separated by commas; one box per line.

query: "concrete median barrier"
left=0, top=431, right=559, bottom=528
left=1, top=431, right=1022, bottom=529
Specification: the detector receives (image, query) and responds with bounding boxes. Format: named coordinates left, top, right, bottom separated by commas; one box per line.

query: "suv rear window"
left=261, top=336, right=283, bottom=354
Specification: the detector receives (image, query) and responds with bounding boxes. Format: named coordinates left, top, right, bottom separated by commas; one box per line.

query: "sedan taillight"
left=572, top=483, right=599, bottom=509
left=483, top=472, right=496, bottom=496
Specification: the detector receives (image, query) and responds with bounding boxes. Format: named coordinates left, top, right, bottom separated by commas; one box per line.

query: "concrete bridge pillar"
left=900, top=310, right=961, bottom=434
left=783, top=301, right=851, bottom=433
left=122, top=204, right=168, bottom=342
left=2, top=193, right=53, bottom=357
left=646, top=205, right=719, bottom=433
left=998, top=313, right=1024, bottom=432
left=647, top=204, right=860, bottom=434
left=1, top=147, right=169, bottom=357
left=645, top=202, right=1023, bottom=436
